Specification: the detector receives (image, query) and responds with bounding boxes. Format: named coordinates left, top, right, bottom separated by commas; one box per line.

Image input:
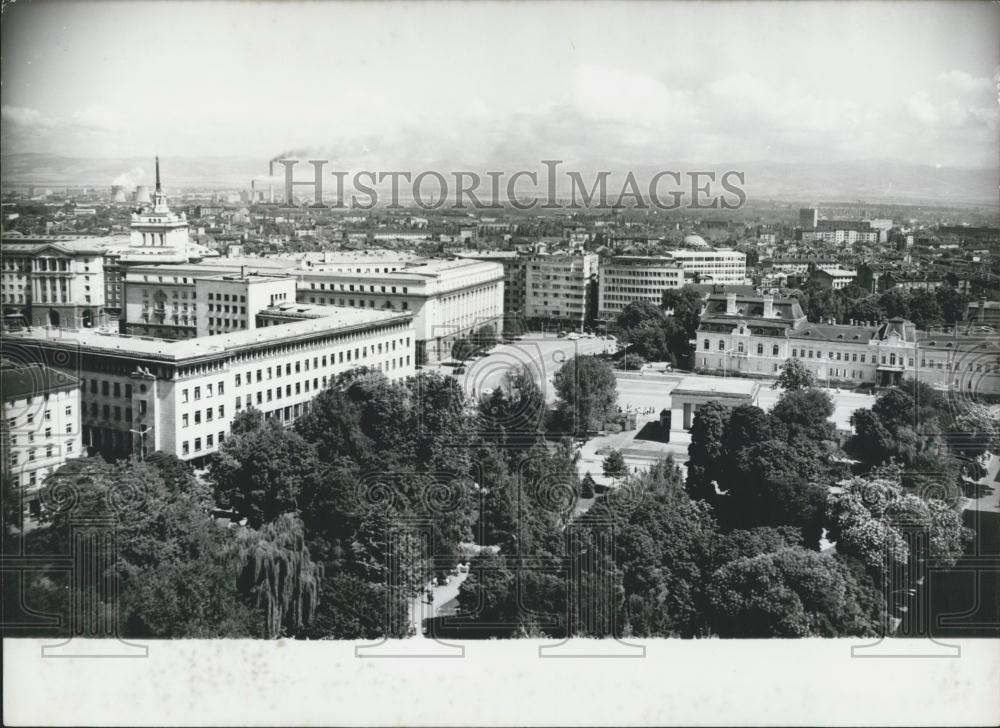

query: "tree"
left=847, top=295, right=887, bottom=326
left=602, top=449, right=628, bottom=479
left=553, top=354, right=618, bottom=436
left=770, top=387, right=836, bottom=442
left=661, top=286, right=704, bottom=364
left=878, top=288, right=910, bottom=319
left=616, top=300, right=663, bottom=331
left=686, top=401, right=730, bottom=500
left=2, top=471, right=21, bottom=549
left=936, top=286, right=970, bottom=324
left=211, top=409, right=321, bottom=528
left=776, top=357, right=815, bottom=391
left=826, top=474, right=972, bottom=578
left=708, top=548, right=883, bottom=637
left=231, top=512, right=322, bottom=639
left=907, top=289, right=943, bottom=329
left=616, top=353, right=647, bottom=371
left=38, top=457, right=267, bottom=638
left=588, top=460, right=719, bottom=637
left=477, top=365, right=546, bottom=449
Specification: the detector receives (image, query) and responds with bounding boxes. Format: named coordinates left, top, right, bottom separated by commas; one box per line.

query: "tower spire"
left=155, top=156, right=161, bottom=192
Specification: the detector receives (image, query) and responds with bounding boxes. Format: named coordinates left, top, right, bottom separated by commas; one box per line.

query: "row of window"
left=83, top=378, right=133, bottom=399
left=308, top=282, right=409, bottom=294
left=207, top=303, right=247, bottom=314
left=87, top=402, right=142, bottom=421
left=307, top=296, right=410, bottom=310
left=181, top=382, right=225, bottom=403
left=8, top=423, right=72, bottom=445
left=6, top=405, right=69, bottom=429
left=182, top=405, right=225, bottom=427
left=8, top=440, right=74, bottom=465
left=181, top=432, right=226, bottom=456
left=792, top=349, right=876, bottom=364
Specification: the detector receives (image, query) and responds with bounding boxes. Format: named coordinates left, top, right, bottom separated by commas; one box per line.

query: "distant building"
left=799, top=208, right=818, bottom=229
left=1, top=363, right=82, bottom=514
left=598, top=256, right=683, bottom=318
left=297, top=257, right=504, bottom=362
left=805, top=266, right=858, bottom=291
left=801, top=221, right=878, bottom=245
left=694, top=292, right=1000, bottom=392
left=666, top=248, right=747, bottom=284
left=524, top=253, right=598, bottom=326
left=0, top=237, right=112, bottom=328
left=122, top=259, right=301, bottom=339
left=460, top=251, right=527, bottom=317
left=967, top=300, right=1000, bottom=327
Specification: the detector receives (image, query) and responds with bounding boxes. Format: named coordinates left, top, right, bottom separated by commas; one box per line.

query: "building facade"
left=297, top=257, right=504, bottom=362
left=666, top=249, right=747, bottom=284
left=524, top=253, right=598, bottom=325
left=598, top=256, right=683, bottom=318
left=1, top=237, right=112, bottom=328
left=1, top=364, right=82, bottom=513
left=694, top=292, right=1000, bottom=392
left=2, top=308, right=416, bottom=467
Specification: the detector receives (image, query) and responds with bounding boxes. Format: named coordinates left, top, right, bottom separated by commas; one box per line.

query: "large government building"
left=2, top=306, right=416, bottom=467
left=695, top=292, right=1000, bottom=394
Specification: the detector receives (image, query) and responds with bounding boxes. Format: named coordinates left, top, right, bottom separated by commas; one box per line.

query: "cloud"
left=1, top=105, right=56, bottom=130
left=70, top=105, right=124, bottom=133
left=935, top=70, right=994, bottom=95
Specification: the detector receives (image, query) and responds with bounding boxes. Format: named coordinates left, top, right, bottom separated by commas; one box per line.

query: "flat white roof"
left=4, top=307, right=412, bottom=362
left=672, top=376, right=760, bottom=397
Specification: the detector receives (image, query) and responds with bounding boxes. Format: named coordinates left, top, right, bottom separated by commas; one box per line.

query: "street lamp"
left=129, top=425, right=153, bottom=462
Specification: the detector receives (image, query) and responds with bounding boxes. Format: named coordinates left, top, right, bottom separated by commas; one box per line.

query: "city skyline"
left=1, top=1, right=998, bottom=171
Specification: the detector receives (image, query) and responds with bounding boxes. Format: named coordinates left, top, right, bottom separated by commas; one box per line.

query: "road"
left=424, top=333, right=612, bottom=402
left=408, top=571, right=470, bottom=636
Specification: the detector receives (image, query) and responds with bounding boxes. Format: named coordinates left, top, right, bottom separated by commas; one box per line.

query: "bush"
left=616, top=353, right=647, bottom=371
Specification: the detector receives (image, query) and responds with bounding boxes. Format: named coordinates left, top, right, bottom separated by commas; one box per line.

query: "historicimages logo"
left=257, top=158, right=747, bottom=211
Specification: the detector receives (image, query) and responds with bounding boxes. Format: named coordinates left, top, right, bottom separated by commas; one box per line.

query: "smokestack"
left=155, top=156, right=161, bottom=192
left=268, top=161, right=275, bottom=203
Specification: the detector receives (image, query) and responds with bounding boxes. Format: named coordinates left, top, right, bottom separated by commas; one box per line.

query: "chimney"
left=762, top=293, right=774, bottom=318
left=726, top=292, right=737, bottom=314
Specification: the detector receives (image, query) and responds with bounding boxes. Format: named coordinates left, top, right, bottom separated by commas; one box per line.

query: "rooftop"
left=672, top=376, right=760, bottom=399
left=3, top=307, right=412, bottom=362
left=1, top=363, right=80, bottom=401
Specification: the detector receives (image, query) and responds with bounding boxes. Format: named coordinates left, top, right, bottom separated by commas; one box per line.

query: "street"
left=444, top=332, right=612, bottom=402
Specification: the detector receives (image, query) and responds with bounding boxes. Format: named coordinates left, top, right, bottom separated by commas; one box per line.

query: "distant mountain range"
left=1, top=153, right=996, bottom=206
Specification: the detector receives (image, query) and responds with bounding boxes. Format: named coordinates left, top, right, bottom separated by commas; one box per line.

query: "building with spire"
left=120, top=157, right=193, bottom=264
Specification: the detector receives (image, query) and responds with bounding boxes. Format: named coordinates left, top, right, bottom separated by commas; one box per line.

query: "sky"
left=1, top=0, right=998, bottom=171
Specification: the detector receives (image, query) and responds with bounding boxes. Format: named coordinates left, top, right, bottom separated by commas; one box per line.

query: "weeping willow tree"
left=232, top=513, right=322, bottom=638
